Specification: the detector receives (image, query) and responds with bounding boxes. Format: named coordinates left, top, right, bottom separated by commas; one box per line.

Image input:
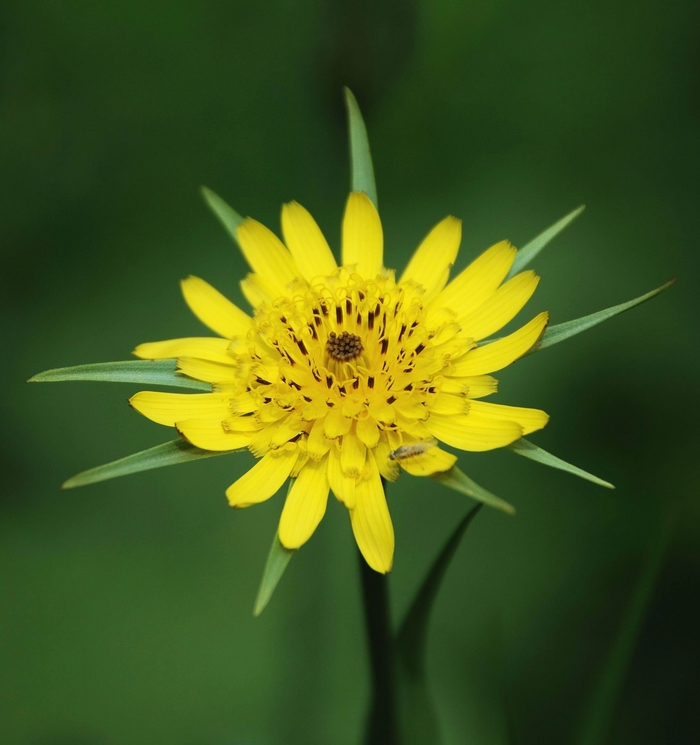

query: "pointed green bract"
left=577, top=519, right=671, bottom=745
left=62, top=438, right=234, bottom=489
left=509, top=438, right=614, bottom=489
left=396, top=505, right=482, bottom=745
left=397, top=505, right=482, bottom=670
left=344, top=87, right=378, bottom=207
left=254, top=528, right=296, bottom=617
left=28, top=360, right=212, bottom=391
left=533, top=279, right=674, bottom=353
left=508, top=205, right=585, bottom=278
left=201, top=186, right=244, bottom=246
left=431, top=467, right=515, bottom=515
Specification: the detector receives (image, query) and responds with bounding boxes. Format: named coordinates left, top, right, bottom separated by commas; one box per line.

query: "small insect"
left=389, top=438, right=437, bottom=461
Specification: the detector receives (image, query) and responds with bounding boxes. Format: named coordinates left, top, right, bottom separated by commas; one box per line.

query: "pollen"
left=326, top=330, right=363, bottom=361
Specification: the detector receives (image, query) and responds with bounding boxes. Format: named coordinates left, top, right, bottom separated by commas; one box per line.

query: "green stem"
left=359, top=550, right=399, bottom=745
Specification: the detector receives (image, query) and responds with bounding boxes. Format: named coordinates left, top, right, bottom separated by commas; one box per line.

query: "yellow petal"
left=222, top=415, right=262, bottom=434
left=278, top=457, right=330, bottom=549
left=368, top=398, right=396, bottom=424
left=177, top=419, right=250, bottom=451
left=236, top=218, right=299, bottom=296
left=248, top=424, right=277, bottom=458
left=290, top=452, right=309, bottom=478
left=399, top=216, right=461, bottom=302
left=450, top=312, right=548, bottom=376
left=351, top=454, right=394, bottom=573
left=181, top=276, right=252, bottom=338
left=300, top=397, right=328, bottom=422
left=176, top=357, right=236, bottom=384
left=249, top=363, right=280, bottom=386
left=130, top=391, right=231, bottom=427
left=457, top=270, right=540, bottom=340
left=427, top=412, right=523, bottom=451
left=328, top=446, right=357, bottom=508
left=434, top=240, right=516, bottom=316
left=430, top=392, right=469, bottom=416
left=398, top=447, right=457, bottom=476
left=340, top=428, right=366, bottom=478
left=396, top=416, right=432, bottom=441
left=255, top=402, right=295, bottom=425
left=440, top=375, right=499, bottom=398
left=281, top=201, right=338, bottom=281
left=341, top=191, right=383, bottom=278
left=467, top=400, right=549, bottom=435
left=324, top=407, right=353, bottom=438
left=356, top=414, right=380, bottom=448
left=226, top=448, right=298, bottom=507
left=393, top=395, right=429, bottom=420
left=133, top=337, right=234, bottom=364
left=232, top=392, right=258, bottom=414
left=239, top=272, right=279, bottom=308
left=375, top=438, right=400, bottom=482
left=342, top=397, right=365, bottom=418
left=307, top=416, right=331, bottom=460
left=269, top=414, right=304, bottom=448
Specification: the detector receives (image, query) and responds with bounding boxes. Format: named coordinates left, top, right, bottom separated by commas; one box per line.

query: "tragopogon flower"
left=130, top=192, right=548, bottom=572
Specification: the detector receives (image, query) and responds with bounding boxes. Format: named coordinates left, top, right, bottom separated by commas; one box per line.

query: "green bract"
left=62, top=439, right=233, bottom=490
left=29, top=359, right=212, bottom=391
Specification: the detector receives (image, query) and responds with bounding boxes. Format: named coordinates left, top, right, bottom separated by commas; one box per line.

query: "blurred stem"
left=359, top=550, right=399, bottom=745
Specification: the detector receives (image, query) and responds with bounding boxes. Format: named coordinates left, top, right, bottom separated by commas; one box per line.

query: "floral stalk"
left=359, top=539, right=399, bottom=744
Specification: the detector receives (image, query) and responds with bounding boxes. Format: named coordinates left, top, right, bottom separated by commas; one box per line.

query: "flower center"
left=326, top=331, right=363, bottom=362
left=228, top=269, right=473, bottom=455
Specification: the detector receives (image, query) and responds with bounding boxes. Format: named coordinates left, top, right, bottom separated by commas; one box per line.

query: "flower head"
left=130, top=191, right=548, bottom=572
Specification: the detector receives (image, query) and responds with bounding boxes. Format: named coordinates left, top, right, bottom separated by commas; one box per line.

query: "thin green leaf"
left=508, top=205, right=585, bottom=277
left=397, top=503, right=483, bottom=671
left=431, top=467, right=515, bottom=515
left=28, top=360, right=211, bottom=391
left=201, top=186, right=244, bottom=246
left=254, top=529, right=295, bottom=617
left=533, top=279, right=675, bottom=353
left=62, top=439, right=234, bottom=489
left=509, top=438, right=614, bottom=489
left=577, top=518, right=672, bottom=745
left=395, top=504, right=483, bottom=745
left=344, top=87, right=378, bottom=207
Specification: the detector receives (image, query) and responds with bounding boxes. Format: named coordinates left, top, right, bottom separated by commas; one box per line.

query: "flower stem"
left=358, top=549, right=399, bottom=745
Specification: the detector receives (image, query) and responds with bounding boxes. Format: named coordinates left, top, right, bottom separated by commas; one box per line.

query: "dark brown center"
left=326, top=331, right=363, bottom=361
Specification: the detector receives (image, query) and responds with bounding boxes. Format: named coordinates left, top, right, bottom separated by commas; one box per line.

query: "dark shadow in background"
left=315, top=0, right=418, bottom=126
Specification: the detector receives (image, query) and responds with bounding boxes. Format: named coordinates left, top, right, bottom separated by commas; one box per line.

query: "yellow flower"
left=130, top=192, right=548, bottom=573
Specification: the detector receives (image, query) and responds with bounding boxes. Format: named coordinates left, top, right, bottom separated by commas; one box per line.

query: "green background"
left=2, top=0, right=698, bottom=743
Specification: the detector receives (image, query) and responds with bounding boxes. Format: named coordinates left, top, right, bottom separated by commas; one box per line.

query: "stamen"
left=326, top=331, right=363, bottom=361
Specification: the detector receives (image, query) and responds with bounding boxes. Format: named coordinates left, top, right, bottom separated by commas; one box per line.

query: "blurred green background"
left=2, top=0, right=698, bottom=743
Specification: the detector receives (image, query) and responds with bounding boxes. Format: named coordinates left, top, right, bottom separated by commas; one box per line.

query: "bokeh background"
left=2, top=0, right=698, bottom=743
